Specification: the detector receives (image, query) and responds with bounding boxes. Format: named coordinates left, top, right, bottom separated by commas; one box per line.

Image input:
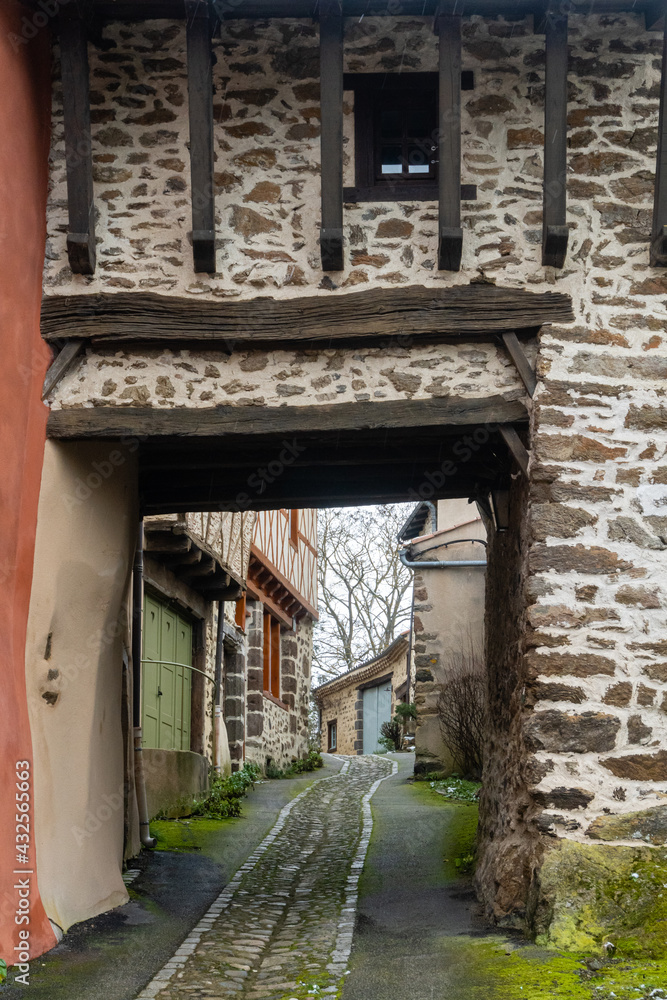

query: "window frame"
left=327, top=719, right=337, bottom=752
left=343, top=72, right=476, bottom=204
left=263, top=609, right=282, bottom=703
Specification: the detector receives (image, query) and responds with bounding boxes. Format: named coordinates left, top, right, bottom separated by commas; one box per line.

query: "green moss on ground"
left=151, top=816, right=238, bottom=852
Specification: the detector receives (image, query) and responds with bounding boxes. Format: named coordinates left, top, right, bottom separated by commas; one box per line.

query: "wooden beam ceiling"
left=40, top=285, right=574, bottom=344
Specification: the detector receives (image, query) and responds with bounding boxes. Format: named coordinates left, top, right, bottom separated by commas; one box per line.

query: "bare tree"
left=313, top=504, right=413, bottom=682
left=435, top=641, right=486, bottom=780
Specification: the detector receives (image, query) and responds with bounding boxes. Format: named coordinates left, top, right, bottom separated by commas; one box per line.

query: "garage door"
left=362, top=681, right=393, bottom=754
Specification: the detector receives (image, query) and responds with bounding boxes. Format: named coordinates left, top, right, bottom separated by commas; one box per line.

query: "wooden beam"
left=653, top=14, right=667, bottom=265
left=185, top=0, right=215, bottom=273
left=645, top=1, right=666, bottom=30
left=41, top=285, right=574, bottom=343
left=29, top=0, right=667, bottom=18
left=41, top=340, right=84, bottom=400
left=436, top=13, right=463, bottom=272
left=501, top=331, right=537, bottom=397
left=47, top=395, right=528, bottom=440
left=499, top=425, right=530, bottom=476
left=542, top=10, right=568, bottom=268
left=319, top=8, right=344, bottom=271
left=59, top=8, right=96, bottom=275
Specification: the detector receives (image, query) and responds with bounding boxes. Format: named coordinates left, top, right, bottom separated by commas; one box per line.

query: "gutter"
left=399, top=537, right=487, bottom=569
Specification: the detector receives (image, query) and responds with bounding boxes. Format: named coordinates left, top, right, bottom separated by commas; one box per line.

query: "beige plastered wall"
left=413, top=498, right=487, bottom=773
left=24, top=440, right=137, bottom=934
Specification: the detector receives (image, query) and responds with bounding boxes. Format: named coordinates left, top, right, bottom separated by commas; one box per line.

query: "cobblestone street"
left=138, top=756, right=394, bottom=1000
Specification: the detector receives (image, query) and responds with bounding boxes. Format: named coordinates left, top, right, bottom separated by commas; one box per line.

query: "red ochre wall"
left=0, top=2, right=57, bottom=963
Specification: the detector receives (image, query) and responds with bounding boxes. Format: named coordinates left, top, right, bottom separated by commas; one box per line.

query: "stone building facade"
left=314, top=633, right=411, bottom=756
left=22, top=0, right=667, bottom=953
left=399, top=499, right=487, bottom=775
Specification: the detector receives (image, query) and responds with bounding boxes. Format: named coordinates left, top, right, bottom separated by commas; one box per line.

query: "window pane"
left=410, top=109, right=432, bottom=138
left=407, top=142, right=431, bottom=174
left=381, top=144, right=403, bottom=175
left=380, top=108, right=402, bottom=139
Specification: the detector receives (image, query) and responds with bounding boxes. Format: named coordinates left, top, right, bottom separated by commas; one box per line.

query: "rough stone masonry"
left=43, top=12, right=667, bottom=938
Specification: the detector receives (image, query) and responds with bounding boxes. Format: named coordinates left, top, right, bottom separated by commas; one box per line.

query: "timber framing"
left=32, top=1, right=667, bottom=18
left=59, top=7, right=96, bottom=275
left=540, top=9, right=569, bottom=268
left=652, top=12, right=667, bottom=264
left=185, top=0, right=216, bottom=273
left=319, top=8, right=344, bottom=271
left=40, top=286, right=574, bottom=346
left=436, top=13, right=463, bottom=272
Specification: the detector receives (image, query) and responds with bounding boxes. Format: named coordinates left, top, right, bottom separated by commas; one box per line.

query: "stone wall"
left=243, top=599, right=312, bottom=770
left=41, top=10, right=667, bottom=940
left=318, top=680, right=359, bottom=755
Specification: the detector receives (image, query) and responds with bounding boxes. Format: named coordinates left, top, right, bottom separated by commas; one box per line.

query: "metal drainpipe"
left=399, top=540, right=487, bottom=570
left=132, top=520, right=157, bottom=849
left=214, top=600, right=225, bottom=773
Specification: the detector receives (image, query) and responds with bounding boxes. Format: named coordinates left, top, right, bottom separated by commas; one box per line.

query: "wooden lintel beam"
left=185, top=0, right=215, bottom=273
left=542, top=10, right=569, bottom=268
left=59, top=9, right=96, bottom=275
left=652, top=14, right=667, bottom=265
left=501, top=331, right=537, bottom=397
left=41, top=285, right=574, bottom=343
left=436, top=13, right=463, bottom=272
left=319, top=8, right=344, bottom=271
left=499, top=425, right=530, bottom=477
left=47, top=395, right=528, bottom=441
left=42, top=340, right=84, bottom=400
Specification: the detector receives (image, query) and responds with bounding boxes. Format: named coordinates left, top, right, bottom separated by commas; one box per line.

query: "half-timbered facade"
left=4, top=0, right=667, bottom=962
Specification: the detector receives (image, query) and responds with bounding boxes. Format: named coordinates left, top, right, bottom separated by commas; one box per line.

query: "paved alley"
left=138, top=755, right=394, bottom=1000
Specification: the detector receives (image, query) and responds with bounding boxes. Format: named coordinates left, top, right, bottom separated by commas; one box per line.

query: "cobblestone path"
left=137, top=755, right=394, bottom=1000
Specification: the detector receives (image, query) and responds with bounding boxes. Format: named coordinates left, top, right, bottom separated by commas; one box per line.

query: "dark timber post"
left=319, top=6, right=344, bottom=271
left=59, top=7, right=96, bottom=275
left=542, top=9, right=569, bottom=268
left=652, top=12, right=667, bottom=265
left=186, top=0, right=216, bottom=273
left=436, top=12, right=463, bottom=272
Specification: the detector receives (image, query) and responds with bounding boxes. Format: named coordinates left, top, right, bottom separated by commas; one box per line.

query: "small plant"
left=266, top=750, right=324, bottom=778
left=378, top=718, right=402, bottom=752
left=394, top=702, right=417, bottom=724
left=192, top=762, right=261, bottom=819
left=430, top=775, right=481, bottom=803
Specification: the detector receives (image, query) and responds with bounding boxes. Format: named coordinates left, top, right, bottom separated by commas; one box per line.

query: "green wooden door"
left=142, top=593, right=192, bottom=750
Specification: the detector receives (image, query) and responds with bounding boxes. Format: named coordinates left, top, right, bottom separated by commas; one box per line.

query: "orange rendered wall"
left=0, top=2, right=57, bottom=965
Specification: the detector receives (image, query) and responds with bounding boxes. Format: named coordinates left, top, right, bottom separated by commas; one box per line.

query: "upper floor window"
left=344, top=72, right=474, bottom=204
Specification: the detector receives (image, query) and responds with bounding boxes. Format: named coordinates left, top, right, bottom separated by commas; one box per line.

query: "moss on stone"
left=536, top=840, right=667, bottom=959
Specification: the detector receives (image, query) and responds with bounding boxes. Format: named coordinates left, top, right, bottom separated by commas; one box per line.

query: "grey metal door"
left=362, top=682, right=392, bottom=753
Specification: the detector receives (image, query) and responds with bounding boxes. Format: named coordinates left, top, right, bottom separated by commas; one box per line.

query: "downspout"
left=132, top=519, right=157, bottom=849
left=214, top=600, right=225, bottom=773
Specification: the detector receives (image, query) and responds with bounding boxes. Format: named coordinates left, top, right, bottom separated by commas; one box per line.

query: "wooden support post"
left=436, top=13, right=463, bottom=272
left=499, top=426, right=530, bottom=477
left=501, top=331, right=537, bottom=397
left=542, top=10, right=568, bottom=268
left=41, top=340, right=84, bottom=400
left=652, top=12, right=667, bottom=265
left=186, top=0, right=215, bottom=273
left=60, top=8, right=96, bottom=275
left=319, top=8, right=344, bottom=271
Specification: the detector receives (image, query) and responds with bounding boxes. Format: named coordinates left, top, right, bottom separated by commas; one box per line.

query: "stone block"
left=524, top=710, right=620, bottom=753
left=602, top=682, right=632, bottom=707
left=602, top=750, right=667, bottom=780
left=527, top=650, right=616, bottom=678
left=246, top=712, right=264, bottom=738
left=533, top=787, right=594, bottom=810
